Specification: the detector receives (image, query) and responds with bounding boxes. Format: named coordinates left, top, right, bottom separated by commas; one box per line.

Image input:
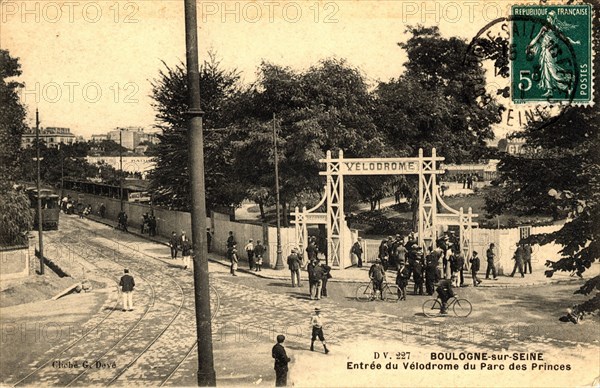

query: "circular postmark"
left=463, top=12, right=582, bottom=133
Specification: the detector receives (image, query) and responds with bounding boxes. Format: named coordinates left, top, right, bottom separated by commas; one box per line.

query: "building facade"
left=21, top=127, right=76, bottom=148
left=107, top=127, right=145, bottom=150
left=86, top=156, right=155, bottom=176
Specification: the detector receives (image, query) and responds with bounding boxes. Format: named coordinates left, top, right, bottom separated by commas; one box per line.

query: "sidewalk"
left=83, top=213, right=587, bottom=288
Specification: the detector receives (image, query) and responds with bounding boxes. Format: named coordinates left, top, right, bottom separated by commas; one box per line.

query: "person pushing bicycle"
left=369, top=258, right=386, bottom=301
left=436, top=276, right=455, bottom=314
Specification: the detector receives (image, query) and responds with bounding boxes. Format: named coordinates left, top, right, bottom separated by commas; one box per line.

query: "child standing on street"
left=470, top=251, right=482, bottom=286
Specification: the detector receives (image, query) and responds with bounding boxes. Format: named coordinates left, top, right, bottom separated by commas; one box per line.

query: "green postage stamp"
left=511, top=4, right=593, bottom=105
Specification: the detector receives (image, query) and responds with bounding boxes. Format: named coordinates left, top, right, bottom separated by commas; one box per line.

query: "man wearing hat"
left=309, top=258, right=324, bottom=300
left=287, top=248, right=302, bottom=287
left=395, top=260, right=410, bottom=301
left=412, top=246, right=424, bottom=295
left=470, top=251, right=482, bottom=286
left=272, top=334, right=291, bottom=386
left=368, top=258, right=386, bottom=301
left=119, top=268, right=135, bottom=312
left=244, top=239, right=255, bottom=270
left=351, top=237, right=364, bottom=268
left=485, top=243, right=498, bottom=280
left=310, top=307, right=329, bottom=354
left=424, top=246, right=439, bottom=296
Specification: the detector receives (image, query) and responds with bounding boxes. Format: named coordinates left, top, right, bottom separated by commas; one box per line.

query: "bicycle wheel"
left=382, top=285, right=397, bottom=302
left=453, top=298, right=472, bottom=317
left=422, top=299, right=442, bottom=317
left=210, top=285, right=220, bottom=320
left=356, top=284, right=372, bottom=301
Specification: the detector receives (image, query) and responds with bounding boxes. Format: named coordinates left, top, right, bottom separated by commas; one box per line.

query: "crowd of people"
left=226, top=231, right=266, bottom=276
left=140, top=212, right=157, bottom=236
left=60, top=194, right=93, bottom=217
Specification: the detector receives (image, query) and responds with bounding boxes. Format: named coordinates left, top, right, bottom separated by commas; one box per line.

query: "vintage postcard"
left=1, top=0, right=598, bottom=387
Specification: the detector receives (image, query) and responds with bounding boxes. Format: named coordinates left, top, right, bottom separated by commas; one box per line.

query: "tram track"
left=65, top=218, right=222, bottom=387
left=11, top=217, right=196, bottom=386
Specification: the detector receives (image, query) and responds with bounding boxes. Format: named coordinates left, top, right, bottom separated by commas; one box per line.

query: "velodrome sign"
left=319, top=156, right=444, bottom=176
left=341, top=159, right=419, bottom=175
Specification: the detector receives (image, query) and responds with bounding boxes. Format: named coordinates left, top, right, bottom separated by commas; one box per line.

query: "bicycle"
left=422, top=296, right=472, bottom=317
left=356, top=280, right=398, bottom=302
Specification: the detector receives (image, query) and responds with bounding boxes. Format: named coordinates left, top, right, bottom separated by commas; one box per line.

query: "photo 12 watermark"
left=199, top=1, right=339, bottom=24
left=0, top=1, right=139, bottom=24
left=18, top=81, right=140, bottom=104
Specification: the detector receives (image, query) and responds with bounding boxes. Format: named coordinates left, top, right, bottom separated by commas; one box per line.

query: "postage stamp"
left=511, top=4, right=593, bottom=105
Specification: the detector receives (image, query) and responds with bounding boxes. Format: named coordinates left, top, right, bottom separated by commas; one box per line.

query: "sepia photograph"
left=0, top=0, right=598, bottom=386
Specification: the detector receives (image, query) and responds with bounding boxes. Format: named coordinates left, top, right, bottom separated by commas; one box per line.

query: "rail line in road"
left=10, top=217, right=204, bottom=386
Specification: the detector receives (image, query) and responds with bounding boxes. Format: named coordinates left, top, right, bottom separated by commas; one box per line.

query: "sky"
left=1, top=0, right=529, bottom=139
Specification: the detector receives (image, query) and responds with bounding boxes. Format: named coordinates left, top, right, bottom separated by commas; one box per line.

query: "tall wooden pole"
left=273, top=114, right=284, bottom=269
left=183, top=0, right=216, bottom=385
left=35, top=109, right=44, bottom=275
left=119, top=130, right=124, bottom=211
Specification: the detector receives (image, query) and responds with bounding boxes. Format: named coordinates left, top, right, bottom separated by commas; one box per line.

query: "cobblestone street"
left=2, top=216, right=598, bottom=387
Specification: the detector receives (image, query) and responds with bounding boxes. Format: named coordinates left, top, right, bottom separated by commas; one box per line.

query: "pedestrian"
left=396, top=243, right=408, bottom=271
left=412, top=249, right=424, bottom=295
left=226, top=231, right=236, bottom=249
left=169, top=231, right=179, bottom=259
left=245, top=239, right=255, bottom=270
left=485, top=243, right=498, bottom=280
left=453, top=249, right=465, bottom=287
left=351, top=237, right=363, bottom=268
left=440, top=238, right=451, bottom=279
left=99, top=202, right=106, bottom=218
left=368, top=258, right=386, bottom=301
left=470, top=251, right=482, bottom=286
left=229, top=244, right=239, bottom=276
left=310, top=308, right=329, bottom=354
left=320, top=261, right=332, bottom=298
left=424, top=248, right=439, bottom=296
left=523, top=243, right=533, bottom=274
left=510, top=243, right=525, bottom=278
left=254, top=240, right=265, bottom=272
left=119, top=268, right=135, bottom=312
left=206, top=228, right=213, bottom=253
left=395, top=261, right=409, bottom=301
left=308, top=258, right=324, bottom=300
left=449, top=250, right=459, bottom=287
left=148, top=215, right=157, bottom=237
left=378, top=239, right=389, bottom=271
left=181, top=234, right=192, bottom=270
left=272, top=334, right=291, bottom=387
left=287, top=248, right=301, bottom=287
left=306, top=237, right=318, bottom=262
left=141, top=213, right=149, bottom=234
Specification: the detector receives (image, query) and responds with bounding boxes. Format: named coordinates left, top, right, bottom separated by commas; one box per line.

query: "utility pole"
left=273, top=113, right=284, bottom=270
left=119, top=130, right=124, bottom=211
left=35, top=109, right=44, bottom=275
left=60, top=145, right=64, bottom=200
left=183, top=0, right=216, bottom=385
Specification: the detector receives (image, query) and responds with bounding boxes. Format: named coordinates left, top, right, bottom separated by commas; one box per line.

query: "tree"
left=372, top=26, right=498, bottom=162
left=0, top=49, right=28, bottom=185
left=233, top=59, right=387, bottom=224
left=19, top=142, right=100, bottom=187
left=371, top=26, right=500, bottom=225
left=89, top=139, right=127, bottom=156
left=487, top=107, right=600, bottom=314
left=149, top=52, right=245, bottom=211
left=0, top=188, right=33, bottom=246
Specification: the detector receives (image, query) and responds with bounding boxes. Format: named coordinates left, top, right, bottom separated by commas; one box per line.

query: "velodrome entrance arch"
left=293, top=149, right=478, bottom=269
